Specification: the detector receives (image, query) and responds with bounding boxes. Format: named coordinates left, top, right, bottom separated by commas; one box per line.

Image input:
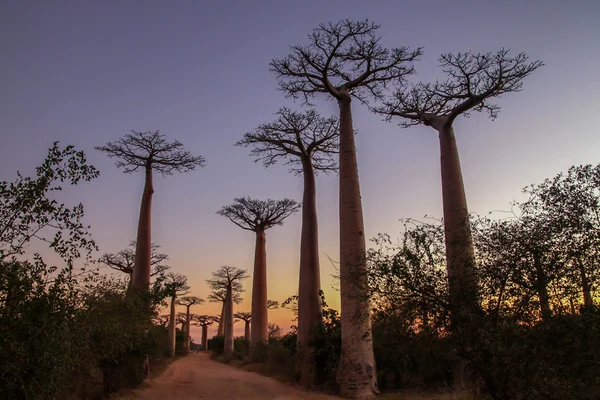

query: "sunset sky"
left=1, top=0, right=599, bottom=341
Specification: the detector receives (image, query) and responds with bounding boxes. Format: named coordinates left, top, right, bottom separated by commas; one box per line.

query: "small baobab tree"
left=95, top=131, right=205, bottom=291
left=376, top=50, right=543, bottom=326
left=237, top=107, right=339, bottom=385
left=164, top=273, right=190, bottom=357
left=270, top=19, right=421, bottom=396
left=98, top=241, right=169, bottom=288
left=208, top=289, right=242, bottom=336
left=177, top=296, right=204, bottom=353
left=217, top=197, right=300, bottom=359
left=234, top=311, right=252, bottom=341
left=193, top=315, right=217, bottom=350
left=206, top=266, right=249, bottom=355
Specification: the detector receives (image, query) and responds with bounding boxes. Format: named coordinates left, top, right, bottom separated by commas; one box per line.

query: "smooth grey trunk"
left=132, top=166, right=153, bottom=289
left=218, top=301, right=225, bottom=336
left=297, top=158, right=323, bottom=386
left=201, top=325, right=208, bottom=350
left=250, top=228, right=268, bottom=360
left=335, top=95, right=378, bottom=399
left=534, top=254, right=551, bottom=320
left=223, top=284, right=234, bottom=355
left=168, top=295, right=176, bottom=357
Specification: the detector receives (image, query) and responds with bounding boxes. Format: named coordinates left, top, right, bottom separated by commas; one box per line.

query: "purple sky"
left=2, top=0, right=599, bottom=339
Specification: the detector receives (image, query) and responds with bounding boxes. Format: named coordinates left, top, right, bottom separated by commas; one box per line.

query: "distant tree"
left=234, top=311, right=252, bottom=341
left=0, top=142, right=99, bottom=265
left=98, top=241, right=169, bottom=288
left=164, top=273, right=190, bottom=357
left=208, top=288, right=242, bottom=336
left=217, top=197, right=300, bottom=360
left=95, top=131, right=205, bottom=291
left=271, top=19, right=421, bottom=395
left=268, top=322, right=282, bottom=340
left=192, top=315, right=217, bottom=350
left=377, top=50, right=543, bottom=327
left=206, top=266, right=249, bottom=355
left=177, top=296, right=205, bottom=353
left=237, top=107, right=339, bottom=384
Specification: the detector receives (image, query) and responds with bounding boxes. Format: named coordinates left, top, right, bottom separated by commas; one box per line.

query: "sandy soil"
left=113, top=352, right=339, bottom=400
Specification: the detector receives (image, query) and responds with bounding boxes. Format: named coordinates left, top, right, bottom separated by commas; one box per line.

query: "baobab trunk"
left=534, top=254, right=552, bottom=320
left=297, top=158, right=322, bottom=386
left=438, top=125, right=479, bottom=319
left=218, top=301, right=225, bottom=336
left=184, top=307, right=191, bottom=353
left=132, top=166, right=153, bottom=289
left=201, top=325, right=208, bottom=350
left=250, top=228, right=268, bottom=360
left=223, top=284, right=234, bottom=355
left=168, top=295, right=176, bottom=357
left=335, top=94, right=378, bottom=399
left=244, top=320, right=250, bottom=341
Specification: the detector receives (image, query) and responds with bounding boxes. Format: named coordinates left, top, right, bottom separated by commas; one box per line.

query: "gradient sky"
left=1, top=0, right=599, bottom=341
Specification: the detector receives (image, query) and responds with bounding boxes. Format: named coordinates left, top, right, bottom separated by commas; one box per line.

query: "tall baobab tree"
left=270, top=19, right=421, bottom=397
left=177, top=296, right=204, bottom=353
left=164, top=273, right=190, bottom=357
left=217, top=197, right=300, bottom=359
left=234, top=311, right=252, bottom=341
left=208, top=286, right=243, bottom=336
left=98, top=241, right=169, bottom=288
left=237, top=107, right=339, bottom=385
left=193, top=315, right=217, bottom=350
left=95, top=131, right=205, bottom=290
left=376, top=50, right=543, bottom=325
left=206, top=266, right=249, bottom=355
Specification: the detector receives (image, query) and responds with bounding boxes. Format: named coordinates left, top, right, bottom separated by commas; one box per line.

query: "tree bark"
left=297, top=158, right=323, bottom=386
left=168, top=295, right=176, bottom=357
left=224, top=283, right=234, bottom=355
left=201, top=325, right=208, bottom=350
left=438, top=124, right=479, bottom=320
left=184, top=305, right=191, bottom=353
left=335, top=95, right=378, bottom=399
left=217, top=301, right=225, bottom=336
left=132, top=166, right=154, bottom=290
left=244, top=320, right=250, bottom=341
left=533, top=254, right=551, bottom=320
left=577, top=258, right=593, bottom=307
left=250, top=228, right=268, bottom=360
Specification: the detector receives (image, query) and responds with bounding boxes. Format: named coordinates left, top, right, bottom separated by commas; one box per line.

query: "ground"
left=112, top=352, right=339, bottom=399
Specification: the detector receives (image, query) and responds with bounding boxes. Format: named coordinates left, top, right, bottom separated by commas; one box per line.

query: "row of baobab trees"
left=95, top=19, right=542, bottom=399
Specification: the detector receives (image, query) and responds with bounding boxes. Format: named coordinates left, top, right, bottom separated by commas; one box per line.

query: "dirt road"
left=114, top=352, right=339, bottom=399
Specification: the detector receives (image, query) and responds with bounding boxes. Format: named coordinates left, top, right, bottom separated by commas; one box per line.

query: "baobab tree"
left=193, top=315, right=217, bottom=350
left=98, top=241, right=170, bottom=288
left=206, top=266, right=249, bottom=355
left=376, top=50, right=543, bottom=326
left=177, top=296, right=204, bottom=353
left=95, top=131, right=205, bottom=290
left=217, top=197, right=300, bottom=359
left=237, top=107, right=339, bottom=385
left=164, top=273, right=190, bottom=357
left=234, top=311, right=252, bottom=341
left=270, top=19, right=421, bottom=396
left=208, top=286, right=243, bottom=336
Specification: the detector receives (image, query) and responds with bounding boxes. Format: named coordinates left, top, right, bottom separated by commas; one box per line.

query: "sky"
left=1, top=0, right=599, bottom=342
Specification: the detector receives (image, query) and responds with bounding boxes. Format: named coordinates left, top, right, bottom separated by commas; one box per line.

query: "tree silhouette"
left=164, top=273, right=190, bottom=357
left=98, top=241, right=169, bottom=288
left=234, top=311, right=252, bottom=341
left=267, top=299, right=279, bottom=310
left=95, top=131, right=205, bottom=290
left=217, top=197, right=300, bottom=360
left=207, top=288, right=243, bottom=336
left=206, top=266, right=249, bottom=355
left=177, top=296, right=204, bottom=353
left=237, top=107, right=339, bottom=383
left=270, top=19, right=421, bottom=395
left=376, top=50, right=543, bottom=327
left=192, top=315, right=217, bottom=350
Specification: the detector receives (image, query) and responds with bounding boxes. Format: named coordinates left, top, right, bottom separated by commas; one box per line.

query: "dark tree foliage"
left=217, top=197, right=301, bottom=231
left=206, top=266, right=249, bottom=294
left=207, top=288, right=243, bottom=305
left=98, top=241, right=170, bottom=278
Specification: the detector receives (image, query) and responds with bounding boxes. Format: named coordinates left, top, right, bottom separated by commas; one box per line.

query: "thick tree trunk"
left=335, top=95, right=378, bottom=399
left=577, top=259, right=593, bottom=307
left=250, top=228, right=268, bottom=360
left=244, top=321, right=250, bottom=341
left=168, top=295, right=176, bottom=357
left=201, top=325, right=208, bottom=350
left=184, top=306, right=191, bottom=353
left=217, top=301, right=225, bottom=336
left=132, top=166, right=154, bottom=290
left=297, top=158, right=323, bottom=386
left=438, top=125, right=479, bottom=320
left=223, top=284, right=234, bottom=355
left=534, top=254, right=552, bottom=320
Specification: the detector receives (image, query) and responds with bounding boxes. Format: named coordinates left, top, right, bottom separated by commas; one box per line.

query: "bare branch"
left=217, top=197, right=300, bottom=231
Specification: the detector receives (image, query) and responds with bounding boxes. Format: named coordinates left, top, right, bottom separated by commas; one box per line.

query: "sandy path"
left=114, top=352, right=339, bottom=400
